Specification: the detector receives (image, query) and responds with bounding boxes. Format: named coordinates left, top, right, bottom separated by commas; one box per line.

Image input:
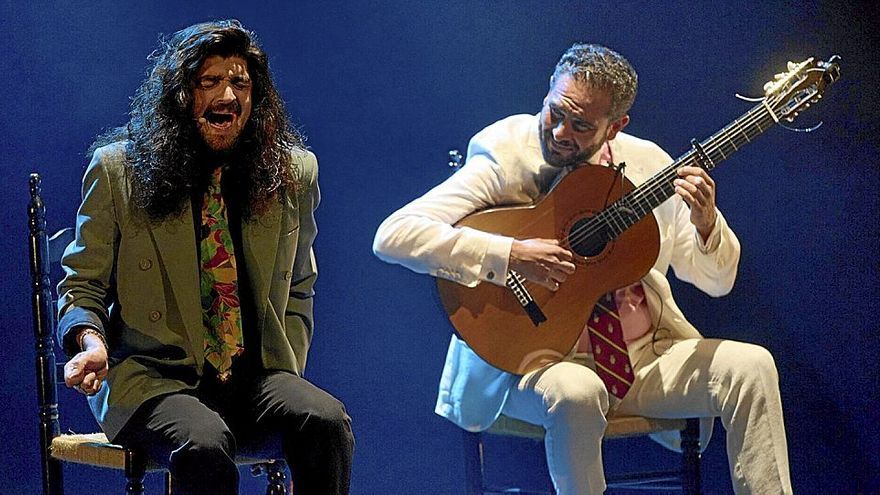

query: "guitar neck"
left=600, top=100, right=778, bottom=238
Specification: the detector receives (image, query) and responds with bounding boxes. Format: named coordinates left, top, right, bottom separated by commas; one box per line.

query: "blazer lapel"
left=148, top=203, right=205, bottom=367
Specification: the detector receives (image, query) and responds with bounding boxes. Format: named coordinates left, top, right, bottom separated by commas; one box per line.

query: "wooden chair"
left=463, top=413, right=703, bottom=494
left=28, top=173, right=290, bottom=494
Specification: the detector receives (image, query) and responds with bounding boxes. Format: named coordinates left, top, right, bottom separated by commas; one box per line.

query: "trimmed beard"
left=539, top=128, right=602, bottom=168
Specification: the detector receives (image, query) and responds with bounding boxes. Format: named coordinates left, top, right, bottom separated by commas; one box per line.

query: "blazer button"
left=283, top=271, right=292, bottom=280
left=149, top=310, right=162, bottom=322
left=139, top=258, right=153, bottom=270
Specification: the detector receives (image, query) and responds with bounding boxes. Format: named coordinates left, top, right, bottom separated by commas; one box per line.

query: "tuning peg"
left=788, top=61, right=797, bottom=70
left=775, top=72, right=786, bottom=80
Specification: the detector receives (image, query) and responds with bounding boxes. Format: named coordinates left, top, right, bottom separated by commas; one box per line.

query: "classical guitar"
left=436, top=56, right=840, bottom=375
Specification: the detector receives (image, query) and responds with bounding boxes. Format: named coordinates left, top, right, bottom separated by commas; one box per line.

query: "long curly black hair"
left=93, top=19, right=304, bottom=221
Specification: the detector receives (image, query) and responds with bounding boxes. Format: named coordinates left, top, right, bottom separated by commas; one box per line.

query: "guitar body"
left=436, top=164, right=660, bottom=375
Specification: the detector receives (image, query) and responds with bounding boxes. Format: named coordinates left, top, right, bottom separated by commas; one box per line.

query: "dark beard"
left=189, top=138, right=249, bottom=192
left=539, top=130, right=600, bottom=168
left=193, top=129, right=249, bottom=166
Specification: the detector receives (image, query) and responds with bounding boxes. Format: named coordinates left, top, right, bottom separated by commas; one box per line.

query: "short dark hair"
left=550, top=44, right=637, bottom=120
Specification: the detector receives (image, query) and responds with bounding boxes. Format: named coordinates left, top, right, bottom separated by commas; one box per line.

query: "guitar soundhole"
left=568, top=217, right=609, bottom=258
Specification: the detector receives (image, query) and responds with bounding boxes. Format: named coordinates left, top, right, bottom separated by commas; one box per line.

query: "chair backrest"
left=29, top=173, right=75, bottom=495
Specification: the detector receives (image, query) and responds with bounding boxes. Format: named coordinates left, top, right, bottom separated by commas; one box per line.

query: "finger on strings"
left=686, top=175, right=705, bottom=187
left=551, top=260, right=576, bottom=275
left=549, top=269, right=568, bottom=284
left=554, top=248, right=574, bottom=262
left=674, top=185, right=695, bottom=205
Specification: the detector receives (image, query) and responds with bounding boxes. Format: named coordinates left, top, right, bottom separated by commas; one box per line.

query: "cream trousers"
left=500, top=338, right=792, bottom=494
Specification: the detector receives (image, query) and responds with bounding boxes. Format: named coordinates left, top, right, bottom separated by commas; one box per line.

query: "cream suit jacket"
left=57, top=142, right=320, bottom=440
left=374, top=114, right=741, bottom=449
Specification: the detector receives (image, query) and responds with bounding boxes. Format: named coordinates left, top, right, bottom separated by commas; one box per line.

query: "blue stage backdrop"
left=2, top=1, right=877, bottom=493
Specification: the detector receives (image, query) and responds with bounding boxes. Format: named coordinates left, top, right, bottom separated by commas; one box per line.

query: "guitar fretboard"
left=587, top=97, right=784, bottom=242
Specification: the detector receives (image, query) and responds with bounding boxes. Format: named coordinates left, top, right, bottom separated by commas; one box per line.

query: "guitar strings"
left=562, top=90, right=785, bottom=252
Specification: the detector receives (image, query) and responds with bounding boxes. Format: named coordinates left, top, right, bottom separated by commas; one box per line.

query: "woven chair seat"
left=50, top=432, right=274, bottom=470
left=486, top=413, right=687, bottom=440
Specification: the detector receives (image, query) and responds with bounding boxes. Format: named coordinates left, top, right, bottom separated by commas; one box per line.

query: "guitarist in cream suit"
left=57, top=21, right=353, bottom=494
left=374, top=44, right=791, bottom=494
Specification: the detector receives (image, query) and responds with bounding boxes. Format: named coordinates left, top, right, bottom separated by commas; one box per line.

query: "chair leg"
left=43, top=454, right=64, bottom=495
left=462, top=431, right=485, bottom=495
left=266, top=461, right=289, bottom=495
left=681, top=418, right=702, bottom=495
left=123, top=449, right=146, bottom=495
left=164, top=470, right=172, bottom=495
left=124, top=476, right=145, bottom=495
left=252, top=461, right=289, bottom=495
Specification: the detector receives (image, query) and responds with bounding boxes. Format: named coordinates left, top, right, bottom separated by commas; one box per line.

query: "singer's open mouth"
left=204, top=110, right=237, bottom=129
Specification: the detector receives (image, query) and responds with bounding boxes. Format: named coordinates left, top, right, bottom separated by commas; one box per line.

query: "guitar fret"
left=754, top=119, right=766, bottom=133
left=716, top=145, right=730, bottom=163
left=596, top=91, right=791, bottom=248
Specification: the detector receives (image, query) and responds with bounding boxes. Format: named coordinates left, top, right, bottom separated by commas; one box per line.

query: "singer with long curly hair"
left=58, top=19, right=353, bottom=494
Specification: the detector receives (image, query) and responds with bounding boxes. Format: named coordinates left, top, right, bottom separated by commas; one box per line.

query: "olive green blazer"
left=57, top=142, right=320, bottom=440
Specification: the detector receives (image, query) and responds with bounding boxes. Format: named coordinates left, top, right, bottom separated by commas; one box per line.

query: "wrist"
left=77, top=328, right=108, bottom=353
left=697, top=212, right=717, bottom=242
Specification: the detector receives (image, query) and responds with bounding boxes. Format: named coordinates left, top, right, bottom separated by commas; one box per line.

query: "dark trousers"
left=115, top=368, right=354, bottom=494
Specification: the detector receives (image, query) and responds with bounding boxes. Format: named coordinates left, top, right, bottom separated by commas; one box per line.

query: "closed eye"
left=196, top=76, right=252, bottom=91
left=572, top=120, right=595, bottom=132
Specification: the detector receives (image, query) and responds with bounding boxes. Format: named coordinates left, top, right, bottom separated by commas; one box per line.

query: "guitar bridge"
left=506, top=271, right=547, bottom=326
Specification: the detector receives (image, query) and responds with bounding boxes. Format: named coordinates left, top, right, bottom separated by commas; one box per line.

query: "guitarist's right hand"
left=509, top=238, right=576, bottom=291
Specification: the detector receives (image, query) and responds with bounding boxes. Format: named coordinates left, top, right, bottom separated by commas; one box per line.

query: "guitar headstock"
left=763, top=56, right=841, bottom=122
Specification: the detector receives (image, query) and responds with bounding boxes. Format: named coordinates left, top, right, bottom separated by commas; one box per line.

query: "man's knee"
left=304, top=396, right=353, bottom=442
left=713, top=342, right=781, bottom=413
left=745, top=344, right=778, bottom=379
left=171, top=419, right=237, bottom=463
left=540, top=363, right=609, bottom=424
left=167, top=419, right=238, bottom=492
left=724, top=343, right=779, bottom=386
left=272, top=389, right=353, bottom=449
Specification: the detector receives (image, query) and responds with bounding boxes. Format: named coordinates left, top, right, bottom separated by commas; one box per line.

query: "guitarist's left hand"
left=674, top=166, right=717, bottom=242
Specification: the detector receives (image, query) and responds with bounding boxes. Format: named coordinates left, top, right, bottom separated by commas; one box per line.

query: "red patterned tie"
left=587, top=293, right=634, bottom=399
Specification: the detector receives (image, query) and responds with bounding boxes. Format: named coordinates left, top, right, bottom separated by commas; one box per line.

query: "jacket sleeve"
left=56, top=147, right=121, bottom=357
left=285, top=151, right=320, bottom=371
left=372, top=130, right=515, bottom=288
left=667, top=192, right=741, bottom=297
